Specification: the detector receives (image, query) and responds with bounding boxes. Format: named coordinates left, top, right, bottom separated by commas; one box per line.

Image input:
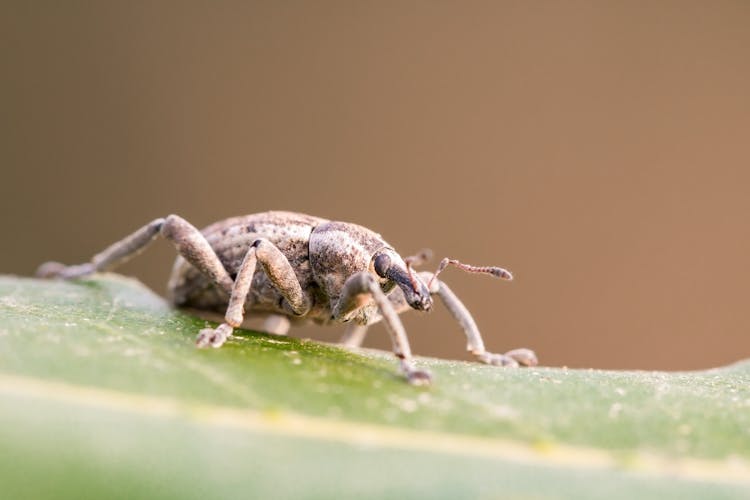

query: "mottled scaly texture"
left=168, top=212, right=322, bottom=317
left=166, top=211, right=397, bottom=325
left=309, top=220, right=404, bottom=324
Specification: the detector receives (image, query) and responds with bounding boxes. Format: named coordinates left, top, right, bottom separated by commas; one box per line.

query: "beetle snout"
left=373, top=252, right=433, bottom=312
left=404, top=278, right=432, bottom=312
left=409, top=291, right=432, bottom=312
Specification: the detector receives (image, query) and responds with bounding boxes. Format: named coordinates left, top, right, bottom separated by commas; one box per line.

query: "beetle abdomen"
left=167, top=211, right=325, bottom=314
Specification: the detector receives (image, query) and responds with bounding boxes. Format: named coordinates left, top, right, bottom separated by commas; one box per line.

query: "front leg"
left=197, top=238, right=310, bottom=348
left=420, top=271, right=537, bottom=367
left=333, top=272, right=431, bottom=385
left=339, top=287, right=413, bottom=347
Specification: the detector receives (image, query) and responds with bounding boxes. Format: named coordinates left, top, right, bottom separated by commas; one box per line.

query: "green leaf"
left=1, top=274, right=749, bottom=499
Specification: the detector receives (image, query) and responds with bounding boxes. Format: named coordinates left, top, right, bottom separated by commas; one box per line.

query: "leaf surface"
left=1, top=275, right=748, bottom=499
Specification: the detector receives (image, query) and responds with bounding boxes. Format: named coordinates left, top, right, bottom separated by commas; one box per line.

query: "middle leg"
left=196, top=238, right=310, bottom=348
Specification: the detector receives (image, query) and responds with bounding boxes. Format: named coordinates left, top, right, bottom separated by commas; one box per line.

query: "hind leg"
left=37, top=215, right=234, bottom=294
left=37, top=218, right=166, bottom=279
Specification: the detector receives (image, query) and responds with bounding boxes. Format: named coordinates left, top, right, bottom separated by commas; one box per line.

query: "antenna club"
left=491, top=267, right=513, bottom=280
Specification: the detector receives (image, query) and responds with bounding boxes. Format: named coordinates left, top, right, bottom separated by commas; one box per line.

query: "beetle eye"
left=373, top=253, right=391, bottom=278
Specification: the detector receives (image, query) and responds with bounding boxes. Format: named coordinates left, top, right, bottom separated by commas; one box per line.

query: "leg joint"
left=160, top=214, right=188, bottom=239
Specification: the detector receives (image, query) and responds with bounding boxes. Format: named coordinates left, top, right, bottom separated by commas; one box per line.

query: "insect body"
left=37, top=211, right=537, bottom=384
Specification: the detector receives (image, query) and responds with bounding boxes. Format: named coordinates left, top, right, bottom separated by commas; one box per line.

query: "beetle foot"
left=36, top=261, right=67, bottom=278
left=196, top=323, right=233, bottom=348
left=400, top=360, right=432, bottom=386
left=504, top=348, right=538, bottom=367
left=477, top=349, right=538, bottom=367
left=406, top=369, right=432, bottom=386
left=36, top=261, right=95, bottom=279
left=477, top=352, right=518, bottom=367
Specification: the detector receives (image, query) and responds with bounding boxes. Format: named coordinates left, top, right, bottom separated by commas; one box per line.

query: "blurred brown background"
left=2, top=1, right=749, bottom=370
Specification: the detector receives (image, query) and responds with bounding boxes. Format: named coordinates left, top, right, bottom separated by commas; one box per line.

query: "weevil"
left=37, top=211, right=537, bottom=384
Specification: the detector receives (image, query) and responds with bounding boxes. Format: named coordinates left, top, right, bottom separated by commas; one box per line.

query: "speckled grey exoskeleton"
left=37, top=211, right=537, bottom=385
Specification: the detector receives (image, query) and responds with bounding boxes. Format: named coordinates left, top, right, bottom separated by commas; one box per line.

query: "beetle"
left=36, top=211, right=537, bottom=384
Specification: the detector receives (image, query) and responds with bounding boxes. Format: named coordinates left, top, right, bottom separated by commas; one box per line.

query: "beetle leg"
left=418, top=271, right=538, bottom=367
left=339, top=289, right=412, bottom=347
left=403, top=248, right=432, bottom=268
left=340, top=323, right=368, bottom=347
left=160, top=215, right=235, bottom=294
left=337, top=271, right=536, bottom=367
left=36, top=215, right=235, bottom=294
left=332, top=271, right=430, bottom=385
left=196, top=238, right=310, bottom=348
left=36, top=218, right=166, bottom=279
left=262, top=315, right=291, bottom=336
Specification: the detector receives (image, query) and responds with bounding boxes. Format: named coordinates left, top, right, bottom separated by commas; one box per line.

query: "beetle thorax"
left=309, top=221, right=396, bottom=304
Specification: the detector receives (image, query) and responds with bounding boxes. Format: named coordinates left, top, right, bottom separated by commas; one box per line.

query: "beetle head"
left=373, top=251, right=432, bottom=311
